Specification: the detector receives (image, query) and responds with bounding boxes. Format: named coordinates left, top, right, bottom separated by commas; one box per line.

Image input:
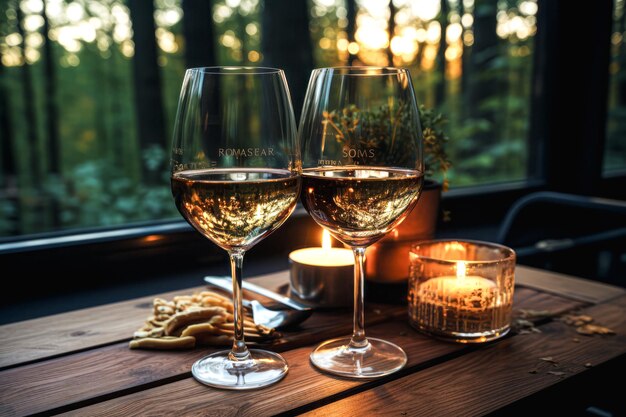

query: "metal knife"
left=204, top=276, right=311, bottom=311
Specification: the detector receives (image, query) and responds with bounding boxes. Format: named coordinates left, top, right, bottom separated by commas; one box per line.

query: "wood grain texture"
left=57, top=322, right=462, bottom=417
left=0, top=272, right=289, bottom=369
left=0, top=266, right=594, bottom=370
left=515, top=265, right=625, bottom=304
left=40, top=288, right=581, bottom=417
left=0, top=304, right=403, bottom=417
left=1, top=266, right=601, bottom=371
left=302, top=295, right=626, bottom=417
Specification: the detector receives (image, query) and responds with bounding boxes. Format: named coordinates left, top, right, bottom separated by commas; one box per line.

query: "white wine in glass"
left=171, top=67, right=301, bottom=389
left=299, top=67, right=424, bottom=378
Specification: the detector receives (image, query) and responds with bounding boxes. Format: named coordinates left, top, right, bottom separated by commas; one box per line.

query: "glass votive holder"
left=408, top=239, right=516, bottom=343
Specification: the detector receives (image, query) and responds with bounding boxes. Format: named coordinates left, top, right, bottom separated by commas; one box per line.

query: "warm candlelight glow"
left=456, top=261, right=466, bottom=279
left=409, top=240, right=515, bottom=343
left=289, top=230, right=353, bottom=267
left=322, top=229, right=332, bottom=250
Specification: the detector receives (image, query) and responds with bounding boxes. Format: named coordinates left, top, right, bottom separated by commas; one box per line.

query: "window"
left=1, top=0, right=537, bottom=239
left=310, top=0, right=537, bottom=187
left=0, top=0, right=269, bottom=239
left=0, top=0, right=179, bottom=238
left=606, top=0, right=626, bottom=174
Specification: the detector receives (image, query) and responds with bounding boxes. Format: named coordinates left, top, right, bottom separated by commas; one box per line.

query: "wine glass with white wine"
left=171, top=67, right=301, bottom=389
left=299, top=67, right=424, bottom=378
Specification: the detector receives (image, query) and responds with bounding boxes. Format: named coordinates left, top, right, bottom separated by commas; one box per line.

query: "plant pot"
left=365, top=179, right=442, bottom=303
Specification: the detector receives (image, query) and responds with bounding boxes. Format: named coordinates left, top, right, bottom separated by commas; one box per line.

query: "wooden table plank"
left=302, top=294, right=626, bottom=417
left=41, top=288, right=581, bottom=417
left=0, top=266, right=605, bottom=370
left=0, top=264, right=598, bottom=372
left=0, top=272, right=289, bottom=369
left=56, top=323, right=461, bottom=417
left=0, top=304, right=404, bottom=417
left=515, top=265, right=625, bottom=304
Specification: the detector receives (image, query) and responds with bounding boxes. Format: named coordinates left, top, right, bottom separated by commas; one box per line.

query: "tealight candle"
left=289, top=230, right=354, bottom=307
left=409, top=240, right=515, bottom=343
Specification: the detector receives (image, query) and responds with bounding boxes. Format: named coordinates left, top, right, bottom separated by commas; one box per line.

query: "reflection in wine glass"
left=299, top=67, right=424, bottom=378
left=171, top=67, right=301, bottom=389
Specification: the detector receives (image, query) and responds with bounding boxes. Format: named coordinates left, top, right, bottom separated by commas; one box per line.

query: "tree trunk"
left=41, top=2, right=59, bottom=175
left=0, top=59, right=15, bottom=178
left=237, top=10, right=248, bottom=64
left=41, top=0, right=60, bottom=226
left=0, top=47, right=21, bottom=235
left=346, top=0, right=357, bottom=65
left=128, top=0, right=166, bottom=185
left=262, top=0, right=313, bottom=121
left=460, top=0, right=471, bottom=109
left=435, top=0, right=449, bottom=106
left=109, top=45, right=127, bottom=169
left=16, top=4, right=40, bottom=182
left=94, top=50, right=110, bottom=161
left=15, top=2, right=44, bottom=233
left=387, top=1, right=396, bottom=66
left=467, top=0, right=498, bottom=147
left=182, top=0, right=216, bottom=68
left=81, top=3, right=113, bottom=165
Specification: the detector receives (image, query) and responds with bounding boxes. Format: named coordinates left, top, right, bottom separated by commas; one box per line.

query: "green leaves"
left=419, top=105, right=452, bottom=188
left=321, top=101, right=426, bottom=168
left=43, top=145, right=177, bottom=229
left=320, top=102, right=452, bottom=186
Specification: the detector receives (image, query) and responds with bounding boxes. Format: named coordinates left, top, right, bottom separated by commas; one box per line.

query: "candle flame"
left=456, top=261, right=467, bottom=279
left=322, top=229, right=332, bottom=250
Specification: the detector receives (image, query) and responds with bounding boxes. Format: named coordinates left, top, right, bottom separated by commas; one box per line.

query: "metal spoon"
left=205, top=277, right=313, bottom=329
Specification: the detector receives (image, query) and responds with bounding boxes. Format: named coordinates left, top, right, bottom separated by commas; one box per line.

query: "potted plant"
left=364, top=105, right=451, bottom=289
left=320, top=102, right=452, bottom=296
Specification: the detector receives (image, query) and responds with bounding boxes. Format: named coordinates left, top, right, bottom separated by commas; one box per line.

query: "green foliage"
left=45, top=146, right=177, bottom=229
left=10, top=0, right=613, bottom=236
left=321, top=102, right=412, bottom=166
left=440, top=42, right=534, bottom=187
left=321, top=103, right=451, bottom=187
left=419, top=106, right=452, bottom=190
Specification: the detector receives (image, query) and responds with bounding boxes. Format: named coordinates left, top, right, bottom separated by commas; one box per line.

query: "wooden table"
left=1, top=265, right=625, bottom=416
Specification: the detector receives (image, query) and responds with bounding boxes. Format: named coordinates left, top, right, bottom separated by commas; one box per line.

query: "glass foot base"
left=413, top=325, right=511, bottom=344
left=192, top=349, right=288, bottom=390
left=310, top=337, right=407, bottom=378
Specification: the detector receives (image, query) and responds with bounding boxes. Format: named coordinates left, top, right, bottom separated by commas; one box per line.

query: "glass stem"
left=350, top=247, right=369, bottom=349
left=228, top=250, right=250, bottom=361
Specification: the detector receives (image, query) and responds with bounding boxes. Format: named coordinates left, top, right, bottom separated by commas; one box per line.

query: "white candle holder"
left=288, top=230, right=354, bottom=308
left=408, top=240, right=516, bottom=343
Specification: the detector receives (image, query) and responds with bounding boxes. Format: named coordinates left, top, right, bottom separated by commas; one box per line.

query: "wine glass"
left=171, top=67, right=300, bottom=389
left=298, top=67, right=424, bottom=378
